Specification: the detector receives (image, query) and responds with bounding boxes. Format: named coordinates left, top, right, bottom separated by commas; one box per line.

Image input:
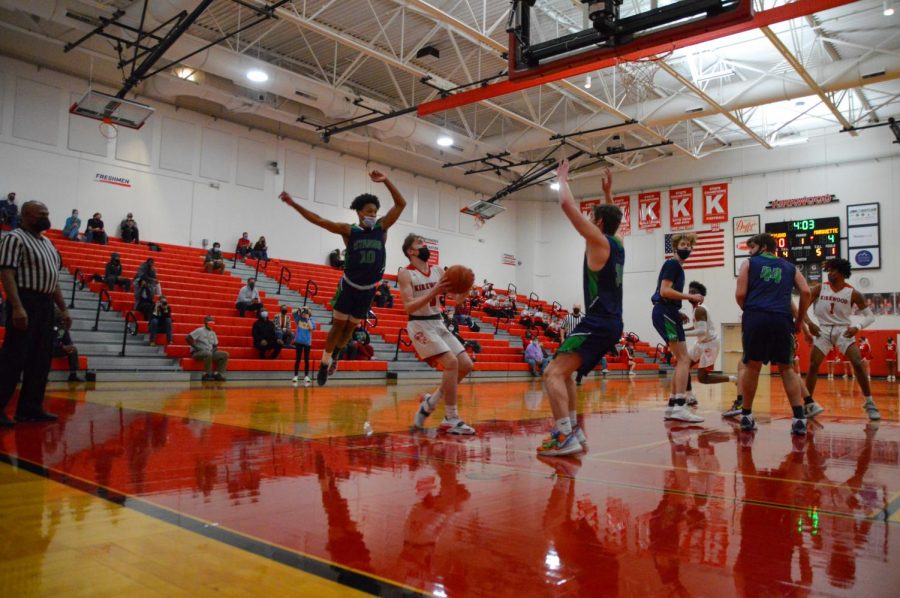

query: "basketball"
left=444, top=265, right=475, bottom=294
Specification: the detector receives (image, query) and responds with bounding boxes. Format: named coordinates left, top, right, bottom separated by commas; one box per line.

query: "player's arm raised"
left=398, top=267, right=450, bottom=315
left=557, top=159, right=610, bottom=257
left=600, top=168, right=613, bottom=205
left=279, top=191, right=351, bottom=236
left=370, top=170, right=407, bottom=230
left=845, top=289, right=875, bottom=337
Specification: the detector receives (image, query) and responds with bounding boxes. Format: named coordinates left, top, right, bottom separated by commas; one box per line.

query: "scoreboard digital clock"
left=764, top=217, right=841, bottom=282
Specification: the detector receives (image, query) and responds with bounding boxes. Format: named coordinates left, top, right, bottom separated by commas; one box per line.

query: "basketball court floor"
left=1, top=376, right=897, bottom=596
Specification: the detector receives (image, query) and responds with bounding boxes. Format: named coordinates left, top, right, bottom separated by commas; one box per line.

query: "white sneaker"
left=667, top=405, right=704, bottom=423
left=664, top=402, right=675, bottom=419
left=803, top=401, right=825, bottom=419
left=685, top=393, right=698, bottom=407
left=292, top=375, right=299, bottom=383
left=303, top=375, right=311, bottom=385
left=728, top=375, right=737, bottom=384
left=863, top=399, right=881, bottom=421
left=573, top=425, right=587, bottom=445
left=414, top=395, right=433, bottom=429
left=439, top=417, right=476, bottom=435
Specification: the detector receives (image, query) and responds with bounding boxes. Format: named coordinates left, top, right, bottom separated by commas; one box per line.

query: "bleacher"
left=0, top=328, right=88, bottom=372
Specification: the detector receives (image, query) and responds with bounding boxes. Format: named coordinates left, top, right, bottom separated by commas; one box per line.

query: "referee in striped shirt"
left=561, top=305, right=583, bottom=339
left=0, top=201, right=70, bottom=426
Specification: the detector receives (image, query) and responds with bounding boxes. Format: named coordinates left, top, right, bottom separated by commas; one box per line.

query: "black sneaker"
left=67, top=373, right=84, bottom=382
left=213, top=373, right=226, bottom=382
left=317, top=362, right=329, bottom=386
left=201, top=374, right=214, bottom=382
left=739, top=414, right=757, bottom=431
left=791, top=418, right=807, bottom=436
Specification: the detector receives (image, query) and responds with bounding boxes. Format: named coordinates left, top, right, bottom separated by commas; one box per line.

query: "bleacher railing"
left=69, top=268, right=87, bottom=308
left=302, top=279, right=318, bottom=306
left=254, top=258, right=269, bottom=278
left=364, top=309, right=378, bottom=331
left=92, top=289, right=112, bottom=331
left=494, top=315, right=511, bottom=334
left=277, top=265, right=292, bottom=295
left=527, top=291, right=539, bottom=309
left=507, top=283, right=517, bottom=296
left=551, top=301, right=562, bottom=317
left=393, top=328, right=412, bottom=361
left=120, top=311, right=139, bottom=356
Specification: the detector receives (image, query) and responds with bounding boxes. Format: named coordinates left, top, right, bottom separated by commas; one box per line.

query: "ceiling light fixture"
left=884, top=1, right=895, bottom=16
left=437, top=135, right=454, bottom=147
left=174, top=67, right=197, bottom=81
left=550, top=181, right=560, bottom=191
left=584, top=74, right=592, bottom=89
left=246, top=69, right=268, bottom=83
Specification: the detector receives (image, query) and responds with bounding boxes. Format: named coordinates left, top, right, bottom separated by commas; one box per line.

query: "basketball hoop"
left=473, top=213, right=485, bottom=230
left=99, top=117, right=118, bottom=140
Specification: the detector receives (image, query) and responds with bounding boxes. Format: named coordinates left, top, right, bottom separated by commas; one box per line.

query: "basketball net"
left=473, top=213, right=485, bottom=230
left=99, top=116, right=118, bottom=140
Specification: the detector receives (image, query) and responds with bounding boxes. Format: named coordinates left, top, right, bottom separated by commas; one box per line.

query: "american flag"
left=665, top=229, right=725, bottom=269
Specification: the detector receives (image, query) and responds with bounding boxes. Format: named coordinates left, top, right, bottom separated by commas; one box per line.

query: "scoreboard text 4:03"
left=764, top=217, right=840, bottom=263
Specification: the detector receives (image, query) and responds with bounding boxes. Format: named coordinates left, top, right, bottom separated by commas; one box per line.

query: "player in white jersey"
left=397, top=234, right=475, bottom=434
left=803, top=258, right=880, bottom=420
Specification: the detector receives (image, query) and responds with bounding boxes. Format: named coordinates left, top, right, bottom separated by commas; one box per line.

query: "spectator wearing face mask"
left=148, top=296, right=173, bottom=346
left=187, top=315, right=227, bottom=381
left=273, top=305, right=293, bottom=344
left=104, top=253, right=131, bottom=292
left=62, top=209, right=81, bottom=241
left=292, top=307, right=315, bottom=385
left=252, top=309, right=282, bottom=359
left=524, top=337, right=551, bottom=376
left=204, top=242, right=226, bottom=274
left=236, top=278, right=262, bottom=317
left=251, top=236, right=268, bottom=261
left=236, top=232, right=252, bottom=258
left=85, top=212, right=107, bottom=244
left=562, top=305, right=584, bottom=340
left=119, top=213, right=139, bottom=244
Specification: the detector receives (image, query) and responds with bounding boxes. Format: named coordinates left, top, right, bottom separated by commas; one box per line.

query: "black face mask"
left=417, top=247, right=430, bottom=262
left=676, top=248, right=691, bottom=260
left=36, top=217, right=51, bottom=232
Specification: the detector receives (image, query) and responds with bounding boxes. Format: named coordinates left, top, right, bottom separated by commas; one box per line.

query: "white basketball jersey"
left=814, top=283, right=854, bottom=326
left=694, top=306, right=717, bottom=343
left=406, top=264, right=443, bottom=317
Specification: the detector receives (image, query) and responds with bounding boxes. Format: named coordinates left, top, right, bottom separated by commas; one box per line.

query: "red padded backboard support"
left=417, top=0, right=860, bottom=117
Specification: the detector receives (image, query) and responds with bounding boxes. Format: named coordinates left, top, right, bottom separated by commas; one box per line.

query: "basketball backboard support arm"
left=418, top=0, right=861, bottom=116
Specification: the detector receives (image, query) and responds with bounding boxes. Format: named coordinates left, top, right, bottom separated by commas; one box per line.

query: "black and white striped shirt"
left=562, top=312, right=583, bottom=334
left=0, top=228, right=61, bottom=294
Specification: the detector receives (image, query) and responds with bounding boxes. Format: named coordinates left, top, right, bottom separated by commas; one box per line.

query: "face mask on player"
left=676, top=248, right=691, bottom=260
left=417, top=247, right=430, bottom=262
left=362, top=216, right=377, bottom=228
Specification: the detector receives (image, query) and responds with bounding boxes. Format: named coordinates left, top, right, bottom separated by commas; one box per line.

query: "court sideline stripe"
left=0, top=451, right=424, bottom=597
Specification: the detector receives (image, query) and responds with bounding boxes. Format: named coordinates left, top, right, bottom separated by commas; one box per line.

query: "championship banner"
left=421, top=237, right=440, bottom=265
left=579, top=198, right=601, bottom=218
left=702, top=183, right=728, bottom=223
left=669, top=187, right=693, bottom=230
left=613, top=195, right=631, bottom=236
left=638, top=191, right=661, bottom=230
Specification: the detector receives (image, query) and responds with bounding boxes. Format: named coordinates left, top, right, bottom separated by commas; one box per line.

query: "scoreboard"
left=764, top=217, right=840, bottom=282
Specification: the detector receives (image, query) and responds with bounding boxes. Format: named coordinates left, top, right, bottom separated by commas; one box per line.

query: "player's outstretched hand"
left=279, top=191, right=295, bottom=205
left=601, top=168, right=612, bottom=197
left=807, top=322, right=821, bottom=338
left=556, top=159, right=570, bottom=183
left=369, top=170, right=388, bottom=183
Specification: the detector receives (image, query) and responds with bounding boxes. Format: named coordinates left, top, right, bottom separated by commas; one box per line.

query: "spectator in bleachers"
left=236, top=232, right=252, bottom=258
left=135, top=278, right=156, bottom=321
left=292, top=307, right=315, bottom=385
left=519, top=306, right=534, bottom=329
left=483, top=295, right=502, bottom=318
left=133, top=257, right=158, bottom=305
left=251, top=236, right=269, bottom=261
left=119, top=213, right=139, bottom=244
left=53, top=308, right=82, bottom=383
left=453, top=300, right=473, bottom=329
left=187, top=315, right=227, bottom=381
left=148, top=296, right=173, bottom=346
left=85, top=212, right=107, bottom=244
left=204, top=242, right=226, bottom=274
left=235, top=278, right=261, bottom=317
left=339, top=325, right=372, bottom=361
left=0, top=192, right=18, bottom=229
left=328, top=248, right=345, bottom=268
left=252, top=310, right=282, bottom=359
left=104, top=253, right=131, bottom=292
left=374, top=280, right=394, bottom=308
left=468, top=288, right=481, bottom=309
left=62, top=209, right=81, bottom=241
left=546, top=317, right=562, bottom=342
left=274, top=305, right=293, bottom=345
left=481, top=280, right=495, bottom=298
left=524, top=337, right=550, bottom=376
left=447, top=319, right=481, bottom=357
left=624, top=341, right=637, bottom=376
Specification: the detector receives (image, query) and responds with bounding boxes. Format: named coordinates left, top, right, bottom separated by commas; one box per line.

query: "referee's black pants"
left=0, top=290, right=55, bottom=417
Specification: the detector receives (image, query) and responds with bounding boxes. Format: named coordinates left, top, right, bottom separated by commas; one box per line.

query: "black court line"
left=872, top=492, right=900, bottom=522
left=0, top=452, right=423, bottom=597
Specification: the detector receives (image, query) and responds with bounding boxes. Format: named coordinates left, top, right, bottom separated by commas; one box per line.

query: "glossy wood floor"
left=1, top=374, right=898, bottom=596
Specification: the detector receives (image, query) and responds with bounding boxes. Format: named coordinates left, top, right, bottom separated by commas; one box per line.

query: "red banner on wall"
left=669, top=187, right=694, bottom=230
left=579, top=199, right=600, bottom=218
left=613, top=195, right=631, bottom=236
left=638, top=192, right=661, bottom=230
left=421, top=237, right=440, bottom=265
left=702, top=183, right=729, bottom=224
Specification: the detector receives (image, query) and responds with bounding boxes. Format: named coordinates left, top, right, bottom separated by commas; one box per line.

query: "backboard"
left=69, top=89, right=155, bottom=129
left=461, top=200, right=507, bottom=220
